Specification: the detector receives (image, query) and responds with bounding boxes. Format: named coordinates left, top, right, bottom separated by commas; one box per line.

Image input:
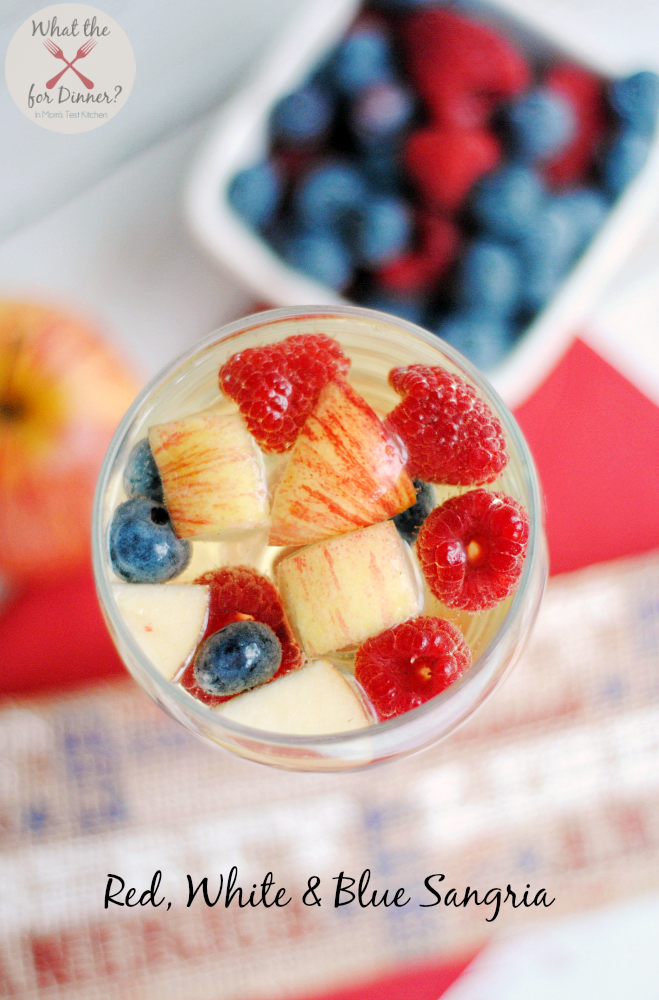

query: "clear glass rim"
left=92, top=304, right=545, bottom=751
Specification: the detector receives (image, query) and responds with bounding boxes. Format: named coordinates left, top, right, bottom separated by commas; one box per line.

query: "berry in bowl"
left=93, top=306, right=547, bottom=770
left=187, top=0, right=659, bottom=408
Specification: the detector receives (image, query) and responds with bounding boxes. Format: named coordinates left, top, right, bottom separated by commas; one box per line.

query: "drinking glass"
left=93, top=305, right=547, bottom=771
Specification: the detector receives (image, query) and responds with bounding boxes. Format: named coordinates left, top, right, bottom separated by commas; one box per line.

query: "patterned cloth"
left=0, top=551, right=658, bottom=998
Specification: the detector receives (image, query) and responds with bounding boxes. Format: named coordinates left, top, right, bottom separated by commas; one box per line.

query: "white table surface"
left=0, top=0, right=311, bottom=241
left=0, top=114, right=253, bottom=380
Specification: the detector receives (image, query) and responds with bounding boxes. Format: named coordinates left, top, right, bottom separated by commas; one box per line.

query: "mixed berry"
left=227, top=3, right=659, bottom=371
left=179, top=565, right=304, bottom=707
left=386, top=363, right=508, bottom=484
left=193, top=621, right=283, bottom=697
left=355, top=616, right=472, bottom=720
left=108, top=331, right=530, bottom=733
left=392, top=478, right=434, bottom=544
left=416, top=489, right=529, bottom=612
left=218, top=332, right=350, bottom=453
left=110, top=498, right=190, bottom=584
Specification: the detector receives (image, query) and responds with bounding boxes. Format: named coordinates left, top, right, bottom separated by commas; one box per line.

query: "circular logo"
left=5, top=3, right=135, bottom=133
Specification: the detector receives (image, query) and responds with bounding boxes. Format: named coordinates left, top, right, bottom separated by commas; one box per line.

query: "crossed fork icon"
left=43, top=38, right=96, bottom=90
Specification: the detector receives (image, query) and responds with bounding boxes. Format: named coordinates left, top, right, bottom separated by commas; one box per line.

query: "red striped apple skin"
left=149, top=410, right=269, bottom=540
left=269, top=378, right=416, bottom=547
left=276, top=521, right=422, bottom=657
left=0, top=301, right=138, bottom=583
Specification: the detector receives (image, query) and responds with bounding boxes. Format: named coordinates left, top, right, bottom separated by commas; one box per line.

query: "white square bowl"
left=185, top=0, right=659, bottom=407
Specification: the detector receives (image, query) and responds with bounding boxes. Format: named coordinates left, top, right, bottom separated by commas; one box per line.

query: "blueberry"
left=471, top=165, right=544, bottom=242
left=505, top=88, right=576, bottom=163
left=536, top=199, right=580, bottom=260
left=516, top=199, right=579, bottom=310
left=456, top=239, right=521, bottom=318
left=610, top=72, right=659, bottom=136
left=393, top=480, right=434, bottom=542
left=333, top=24, right=393, bottom=95
left=109, top=499, right=190, bottom=584
left=123, top=438, right=163, bottom=503
left=350, top=82, right=415, bottom=148
left=354, top=195, right=412, bottom=267
left=602, top=129, right=652, bottom=198
left=295, top=161, right=368, bottom=231
left=193, top=621, right=282, bottom=696
left=552, top=187, right=608, bottom=252
left=279, top=232, right=353, bottom=290
left=520, top=268, right=561, bottom=315
left=228, top=162, right=283, bottom=230
left=272, top=82, right=334, bottom=145
left=360, top=150, right=401, bottom=192
left=436, top=311, right=515, bottom=371
left=361, top=290, right=425, bottom=326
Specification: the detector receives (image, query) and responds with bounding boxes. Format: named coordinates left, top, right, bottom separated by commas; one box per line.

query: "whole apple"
left=0, top=301, right=139, bottom=584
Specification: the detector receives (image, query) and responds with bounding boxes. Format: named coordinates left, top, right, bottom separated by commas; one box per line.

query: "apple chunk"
left=215, top=660, right=370, bottom=734
left=112, top=583, right=209, bottom=680
left=269, top=378, right=415, bottom=546
left=149, top=409, right=269, bottom=539
left=276, top=520, right=421, bottom=657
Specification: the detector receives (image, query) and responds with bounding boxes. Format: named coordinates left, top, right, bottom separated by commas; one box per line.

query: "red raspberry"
left=403, top=10, right=529, bottom=129
left=377, top=214, right=461, bottom=295
left=181, top=566, right=302, bottom=706
left=219, top=333, right=350, bottom=453
left=417, top=490, right=529, bottom=612
left=355, top=616, right=471, bottom=720
left=386, top=365, right=508, bottom=485
left=543, top=64, right=606, bottom=187
left=404, top=127, right=501, bottom=212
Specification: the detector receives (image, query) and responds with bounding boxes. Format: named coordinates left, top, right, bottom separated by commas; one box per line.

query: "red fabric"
left=297, top=954, right=476, bottom=1000
left=0, top=562, right=124, bottom=697
left=514, top=338, right=659, bottom=575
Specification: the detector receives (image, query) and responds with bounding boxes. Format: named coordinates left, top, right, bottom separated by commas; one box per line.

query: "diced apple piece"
left=112, top=583, right=209, bottom=680
left=276, top=520, right=421, bottom=657
left=269, top=378, right=415, bottom=546
left=149, top=409, right=269, bottom=540
left=215, top=660, right=370, bottom=734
